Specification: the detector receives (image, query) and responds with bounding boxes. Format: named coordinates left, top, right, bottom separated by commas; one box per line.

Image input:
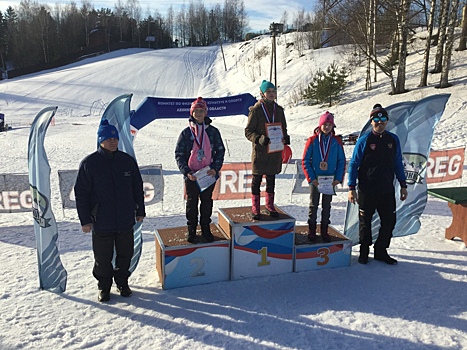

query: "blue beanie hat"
left=98, top=119, right=119, bottom=143
left=260, top=80, right=276, bottom=93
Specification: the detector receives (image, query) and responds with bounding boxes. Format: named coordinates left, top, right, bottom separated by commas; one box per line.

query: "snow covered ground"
left=1, top=33, right=467, bottom=349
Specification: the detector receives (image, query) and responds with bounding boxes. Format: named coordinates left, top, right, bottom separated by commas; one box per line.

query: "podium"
left=154, top=224, right=230, bottom=289
left=218, top=206, right=295, bottom=280
left=294, top=225, right=352, bottom=272
left=153, top=206, right=352, bottom=289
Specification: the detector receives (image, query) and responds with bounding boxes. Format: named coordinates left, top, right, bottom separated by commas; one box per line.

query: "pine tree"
left=303, top=62, right=348, bottom=106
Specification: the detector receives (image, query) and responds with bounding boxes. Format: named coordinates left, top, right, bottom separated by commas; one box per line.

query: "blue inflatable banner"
left=130, top=93, right=257, bottom=130
left=28, top=106, right=68, bottom=292
left=343, top=94, right=450, bottom=244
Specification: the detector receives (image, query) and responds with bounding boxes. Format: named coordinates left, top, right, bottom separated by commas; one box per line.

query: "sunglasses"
left=372, top=116, right=388, bottom=123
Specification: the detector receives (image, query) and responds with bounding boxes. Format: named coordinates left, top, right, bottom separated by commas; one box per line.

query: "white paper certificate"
left=266, top=123, right=284, bottom=153
left=193, top=166, right=216, bottom=192
left=317, top=175, right=336, bottom=195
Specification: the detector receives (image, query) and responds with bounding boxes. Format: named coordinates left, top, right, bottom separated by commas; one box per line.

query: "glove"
left=259, top=135, right=270, bottom=146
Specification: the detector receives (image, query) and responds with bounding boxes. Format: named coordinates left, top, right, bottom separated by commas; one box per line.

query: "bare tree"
left=394, top=0, right=412, bottom=94
left=419, top=0, right=437, bottom=86
left=127, top=0, right=141, bottom=44
left=432, top=0, right=449, bottom=73
left=165, top=5, right=174, bottom=46
left=187, top=1, right=196, bottom=46
left=328, top=0, right=427, bottom=95
left=222, top=0, right=246, bottom=42
left=366, top=0, right=376, bottom=90
left=328, top=0, right=400, bottom=93
left=293, top=9, right=307, bottom=56
left=438, top=0, right=460, bottom=87
left=80, top=1, right=92, bottom=46
left=176, top=5, right=187, bottom=47
left=115, top=0, right=125, bottom=42
left=280, top=11, right=289, bottom=31
left=456, top=4, right=467, bottom=51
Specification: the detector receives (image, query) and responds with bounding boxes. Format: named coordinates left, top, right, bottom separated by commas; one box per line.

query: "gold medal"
left=320, top=161, right=328, bottom=170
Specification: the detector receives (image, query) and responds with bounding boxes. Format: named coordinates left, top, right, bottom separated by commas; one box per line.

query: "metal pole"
left=270, top=34, right=274, bottom=82
left=274, top=35, right=277, bottom=90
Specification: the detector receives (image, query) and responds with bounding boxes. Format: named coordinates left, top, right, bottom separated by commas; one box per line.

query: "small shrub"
left=254, top=46, right=269, bottom=60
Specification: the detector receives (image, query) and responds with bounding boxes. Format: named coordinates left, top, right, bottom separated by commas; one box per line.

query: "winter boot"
left=265, top=192, right=279, bottom=218
left=186, top=226, right=197, bottom=243
left=308, top=223, right=317, bottom=242
left=320, top=224, right=331, bottom=243
left=358, top=244, right=370, bottom=264
left=374, top=249, right=398, bottom=265
left=98, top=289, right=111, bottom=302
left=251, top=194, right=261, bottom=220
left=117, top=284, right=132, bottom=297
left=201, top=224, right=214, bottom=243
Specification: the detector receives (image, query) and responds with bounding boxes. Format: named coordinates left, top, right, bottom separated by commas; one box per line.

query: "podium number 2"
left=317, top=247, right=330, bottom=266
left=258, top=247, right=271, bottom=266
left=190, top=257, right=206, bottom=277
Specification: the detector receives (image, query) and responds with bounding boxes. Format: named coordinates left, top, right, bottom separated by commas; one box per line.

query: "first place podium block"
left=218, top=206, right=295, bottom=280
left=294, top=225, right=352, bottom=272
left=155, top=224, right=230, bottom=289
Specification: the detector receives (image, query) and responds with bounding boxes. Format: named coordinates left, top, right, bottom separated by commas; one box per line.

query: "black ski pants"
left=185, top=178, right=215, bottom=228
left=251, top=174, right=275, bottom=195
left=92, top=228, right=134, bottom=291
left=357, top=191, right=396, bottom=252
left=308, top=184, right=332, bottom=226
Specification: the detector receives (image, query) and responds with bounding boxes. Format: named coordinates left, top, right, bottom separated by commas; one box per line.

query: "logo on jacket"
left=30, top=185, right=51, bottom=228
left=388, top=143, right=393, bottom=149
left=403, top=153, right=427, bottom=184
left=370, top=144, right=376, bottom=150
left=124, top=171, right=131, bottom=176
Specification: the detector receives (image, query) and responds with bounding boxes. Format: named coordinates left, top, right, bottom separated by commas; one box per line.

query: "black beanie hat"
left=370, top=105, right=388, bottom=120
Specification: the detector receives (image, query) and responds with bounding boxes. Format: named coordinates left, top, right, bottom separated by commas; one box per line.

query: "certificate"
left=317, top=175, right=336, bottom=195
left=193, top=166, right=217, bottom=192
left=266, top=123, right=284, bottom=153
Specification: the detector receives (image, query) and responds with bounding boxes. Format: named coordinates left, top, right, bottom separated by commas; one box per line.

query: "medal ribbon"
left=189, top=122, right=205, bottom=149
left=260, top=100, right=276, bottom=123
left=318, top=133, right=331, bottom=162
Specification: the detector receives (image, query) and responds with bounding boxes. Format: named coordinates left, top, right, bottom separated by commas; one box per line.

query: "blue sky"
left=0, top=0, right=316, bottom=32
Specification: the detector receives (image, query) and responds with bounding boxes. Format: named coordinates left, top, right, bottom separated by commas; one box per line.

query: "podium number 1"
left=257, top=247, right=271, bottom=266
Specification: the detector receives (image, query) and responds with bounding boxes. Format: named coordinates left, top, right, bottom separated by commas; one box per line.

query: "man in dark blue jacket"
left=348, top=105, right=408, bottom=265
left=74, top=119, right=145, bottom=302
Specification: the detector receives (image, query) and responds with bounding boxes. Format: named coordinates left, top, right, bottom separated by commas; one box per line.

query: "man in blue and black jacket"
left=75, top=119, right=145, bottom=302
left=348, top=105, right=408, bottom=265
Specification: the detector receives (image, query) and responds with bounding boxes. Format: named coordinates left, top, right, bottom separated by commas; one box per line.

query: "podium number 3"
left=317, top=247, right=330, bottom=266
left=190, top=257, right=206, bottom=277
left=258, top=247, right=271, bottom=266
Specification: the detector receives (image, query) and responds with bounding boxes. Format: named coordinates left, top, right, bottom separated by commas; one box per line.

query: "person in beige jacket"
left=245, top=80, right=290, bottom=220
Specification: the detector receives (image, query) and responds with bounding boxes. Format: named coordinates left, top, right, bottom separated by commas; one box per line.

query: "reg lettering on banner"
left=0, top=190, right=32, bottom=212
left=212, top=162, right=265, bottom=200
left=426, top=147, right=464, bottom=183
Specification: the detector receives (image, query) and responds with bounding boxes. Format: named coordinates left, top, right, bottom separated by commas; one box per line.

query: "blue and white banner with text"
left=130, top=93, right=257, bottom=131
